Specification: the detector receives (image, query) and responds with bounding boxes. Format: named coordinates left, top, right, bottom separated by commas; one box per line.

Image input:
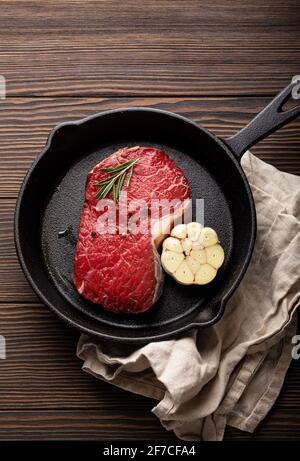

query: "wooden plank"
left=0, top=1, right=299, bottom=96
left=0, top=302, right=159, bottom=410
left=0, top=409, right=176, bottom=440
left=0, top=408, right=298, bottom=440
left=0, top=96, right=300, bottom=198
left=0, top=303, right=299, bottom=416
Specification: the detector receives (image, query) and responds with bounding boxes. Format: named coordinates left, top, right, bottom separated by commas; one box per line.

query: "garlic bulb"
left=161, top=223, right=224, bottom=285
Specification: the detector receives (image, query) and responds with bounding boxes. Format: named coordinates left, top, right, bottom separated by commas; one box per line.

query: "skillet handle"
left=222, top=77, right=300, bottom=160
left=189, top=298, right=227, bottom=330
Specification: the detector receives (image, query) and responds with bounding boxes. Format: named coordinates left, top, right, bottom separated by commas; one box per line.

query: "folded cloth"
left=77, top=152, right=300, bottom=441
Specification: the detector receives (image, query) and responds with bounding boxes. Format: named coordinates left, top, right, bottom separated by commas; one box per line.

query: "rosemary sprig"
left=99, top=159, right=138, bottom=173
left=124, top=164, right=133, bottom=187
left=94, top=158, right=139, bottom=202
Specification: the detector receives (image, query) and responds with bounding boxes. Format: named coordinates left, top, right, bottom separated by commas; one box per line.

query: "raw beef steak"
left=73, top=146, right=190, bottom=313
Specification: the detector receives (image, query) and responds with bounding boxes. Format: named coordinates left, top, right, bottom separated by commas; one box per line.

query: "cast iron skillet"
left=15, top=80, right=300, bottom=343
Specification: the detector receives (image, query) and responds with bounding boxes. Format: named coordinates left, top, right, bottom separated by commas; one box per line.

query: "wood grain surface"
left=0, top=0, right=299, bottom=442
left=0, top=0, right=300, bottom=96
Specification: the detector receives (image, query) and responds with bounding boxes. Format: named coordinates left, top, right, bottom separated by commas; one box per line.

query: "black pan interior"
left=16, top=109, right=254, bottom=341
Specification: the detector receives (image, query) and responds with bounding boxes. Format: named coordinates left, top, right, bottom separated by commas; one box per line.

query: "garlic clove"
left=206, top=244, right=225, bottom=269
left=182, top=238, right=192, bottom=255
left=190, top=248, right=207, bottom=265
left=174, top=261, right=194, bottom=285
left=186, top=256, right=202, bottom=274
left=163, top=236, right=183, bottom=253
left=199, top=227, right=218, bottom=247
left=195, top=264, right=217, bottom=285
left=187, top=222, right=202, bottom=242
left=161, top=251, right=184, bottom=274
left=171, top=223, right=187, bottom=240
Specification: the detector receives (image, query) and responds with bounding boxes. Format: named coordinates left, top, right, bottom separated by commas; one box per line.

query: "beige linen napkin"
left=77, top=152, right=300, bottom=441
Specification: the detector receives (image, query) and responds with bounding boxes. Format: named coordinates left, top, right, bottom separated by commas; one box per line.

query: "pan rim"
left=14, top=107, right=256, bottom=343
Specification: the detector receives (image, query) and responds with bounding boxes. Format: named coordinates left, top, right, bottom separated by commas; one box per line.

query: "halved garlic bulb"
left=161, top=222, right=224, bottom=285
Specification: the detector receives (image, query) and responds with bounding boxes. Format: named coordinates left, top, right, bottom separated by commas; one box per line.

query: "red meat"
left=73, top=146, right=190, bottom=313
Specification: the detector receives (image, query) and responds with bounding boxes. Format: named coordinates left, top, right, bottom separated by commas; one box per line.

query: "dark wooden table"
left=0, top=0, right=299, bottom=441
